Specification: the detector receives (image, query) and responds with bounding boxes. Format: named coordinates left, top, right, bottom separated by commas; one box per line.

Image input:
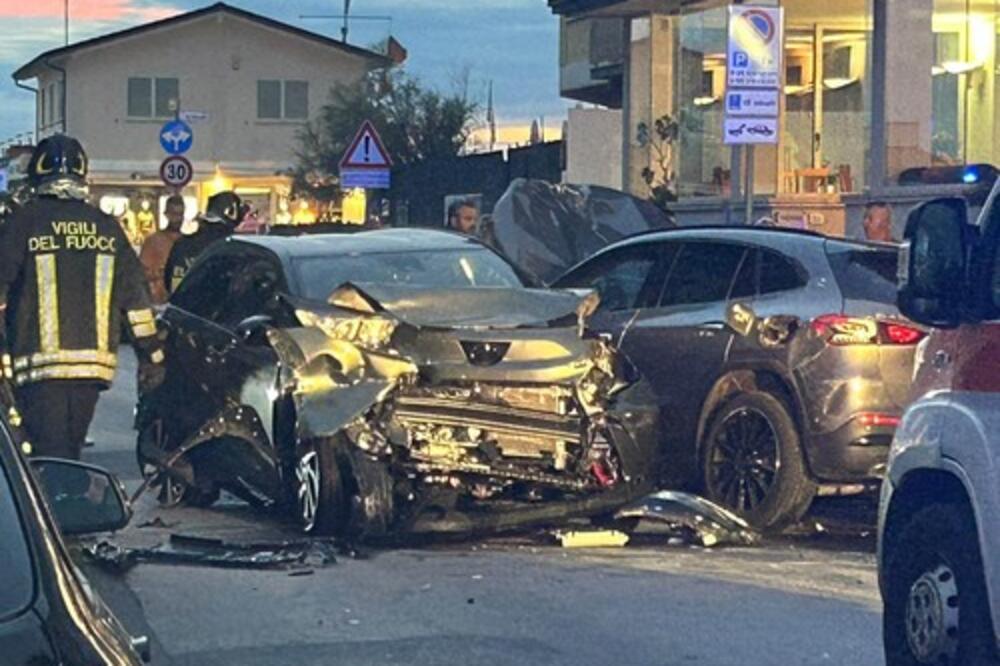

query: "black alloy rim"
left=708, top=408, right=779, bottom=513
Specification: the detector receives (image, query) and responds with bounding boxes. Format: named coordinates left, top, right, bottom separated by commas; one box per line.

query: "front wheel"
left=136, top=421, right=219, bottom=508
left=293, top=438, right=348, bottom=535
left=701, top=391, right=816, bottom=530
left=883, top=502, right=999, bottom=666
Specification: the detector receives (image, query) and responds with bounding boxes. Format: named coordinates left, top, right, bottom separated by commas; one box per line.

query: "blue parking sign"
left=159, top=119, right=194, bottom=155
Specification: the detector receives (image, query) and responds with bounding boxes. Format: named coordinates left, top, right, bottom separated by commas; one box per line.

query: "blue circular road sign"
left=159, top=119, right=194, bottom=155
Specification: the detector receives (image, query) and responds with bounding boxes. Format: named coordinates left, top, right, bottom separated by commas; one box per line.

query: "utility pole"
left=64, top=0, right=69, bottom=45
left=342, top=0, right=351, bottom=42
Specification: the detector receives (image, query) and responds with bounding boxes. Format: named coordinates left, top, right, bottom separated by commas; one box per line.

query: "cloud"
left=0, top=0, right=176, bottom=21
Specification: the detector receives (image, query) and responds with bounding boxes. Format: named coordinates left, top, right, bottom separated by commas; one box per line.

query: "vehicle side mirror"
left=31, top=458, right=131, bottom=536
left=898, top=197, right=973, bottom=327
left=235, top=315, right=273, bottom=345
left=726, top=302, right=756, bottom=336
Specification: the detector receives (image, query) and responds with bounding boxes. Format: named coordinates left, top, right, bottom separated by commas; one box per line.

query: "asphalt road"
left=80, top=349, right=886, bottom=666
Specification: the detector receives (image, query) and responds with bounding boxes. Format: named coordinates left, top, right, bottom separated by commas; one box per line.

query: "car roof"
left=611, top=225, right=896, bottom=252
left=229, top=228, right=486, bottom=262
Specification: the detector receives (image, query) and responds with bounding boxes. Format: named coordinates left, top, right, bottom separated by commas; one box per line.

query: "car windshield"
left=0, top=449, right=34, bottom=621
left=292, top=248, right=523, bottom=300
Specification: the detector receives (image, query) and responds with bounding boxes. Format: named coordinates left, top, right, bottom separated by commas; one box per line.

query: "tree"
left=636, top=113, right=679, bottom=216
left=295, top=68, right=479, bottom=199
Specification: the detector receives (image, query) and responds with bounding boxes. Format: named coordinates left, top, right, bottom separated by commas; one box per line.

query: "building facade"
left=14, top=3, right=390, bottom=229
left=550, top=0, right=999, bottom=238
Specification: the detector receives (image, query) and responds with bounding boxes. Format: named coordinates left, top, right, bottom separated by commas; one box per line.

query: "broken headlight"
left=296, top=309, right=397, bottom=349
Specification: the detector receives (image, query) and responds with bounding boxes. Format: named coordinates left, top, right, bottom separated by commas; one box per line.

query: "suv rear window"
left=826, top=243, right=899, bottom=304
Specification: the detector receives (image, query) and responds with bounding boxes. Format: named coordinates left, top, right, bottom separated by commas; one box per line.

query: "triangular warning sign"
left=339, top=120, right=393, bottom=169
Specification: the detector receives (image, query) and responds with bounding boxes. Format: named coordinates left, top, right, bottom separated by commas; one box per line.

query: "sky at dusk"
left=0, top=0, right=568, bottom=143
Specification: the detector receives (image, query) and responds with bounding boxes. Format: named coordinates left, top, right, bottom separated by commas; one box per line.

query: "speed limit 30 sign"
left=159, top=155, right=193, bottom=188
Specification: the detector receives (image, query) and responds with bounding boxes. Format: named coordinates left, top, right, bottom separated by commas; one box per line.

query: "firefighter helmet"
left=205, top=191, right=245, bottom=227
left=27, top=135, right=89, bottom=199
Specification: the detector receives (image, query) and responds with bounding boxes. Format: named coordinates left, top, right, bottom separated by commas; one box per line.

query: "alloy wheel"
left=905, top=563, right=960, bottom=664
left=708, top=408, right=779, bottom=513
left=296, top=450, right=321, bottom=531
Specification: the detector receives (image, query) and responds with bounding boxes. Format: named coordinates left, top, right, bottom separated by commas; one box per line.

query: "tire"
left=701, top=391, right=816, bottom=530
left=883, top=502, right=999, bottom=666
left=293, top=437, right=349, bottom=535
left=136, top=421, right=219, bottom=509
left=338, top=447, right=395, bottom=539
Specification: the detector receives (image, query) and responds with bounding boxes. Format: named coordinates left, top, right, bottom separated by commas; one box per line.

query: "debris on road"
left=83, top=533, right=343, bottom=572
left=556, top=529, right=630, bottom=548
left=613, top=491, right=759, bottom=548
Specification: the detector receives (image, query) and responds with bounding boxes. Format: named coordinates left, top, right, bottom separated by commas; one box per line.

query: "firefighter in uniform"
left=164, top=190, right=244, bottom=294
left=0, top=135, right=165, bottom=460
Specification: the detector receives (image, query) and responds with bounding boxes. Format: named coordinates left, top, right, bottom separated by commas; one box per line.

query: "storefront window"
left=675, top=1, right=871, bottom=198
left=885, top=0, right=1000, bottom=180
left=781, top=0, right=872, bottom=194
left=676, top=7, right=730, bottom=197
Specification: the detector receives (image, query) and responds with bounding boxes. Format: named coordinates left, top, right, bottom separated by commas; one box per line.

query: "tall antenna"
left=342, top=0, right=351, bottom=42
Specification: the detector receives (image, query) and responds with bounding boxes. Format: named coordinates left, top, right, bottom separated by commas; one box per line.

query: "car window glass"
left=0, top=449, right=35, bottom=620
left=555, top=245, right=665, bottom=311
left=218, top=259, right=284, bottom=327
left=170, top=254, right=242, bottom=322
left=760, top=249, right=808, bottom=295
left=826, top=243, right=898, bottom=304
left=294, top=248, right=522, bottom=300
left=729, top=249, right=757, bottom=300
left=659, top=242, right=747, bottom=307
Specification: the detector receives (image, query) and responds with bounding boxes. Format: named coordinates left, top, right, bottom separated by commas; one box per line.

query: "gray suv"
left=555, top=227, right=922, bottom=529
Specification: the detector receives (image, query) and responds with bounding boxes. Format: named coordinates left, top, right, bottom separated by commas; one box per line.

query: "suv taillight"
left=811, top=315, right=925, bottom=346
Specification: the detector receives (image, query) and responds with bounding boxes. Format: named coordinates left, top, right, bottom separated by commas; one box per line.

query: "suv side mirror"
left=31, top=458, right=131, bottom=536
left=898, top=197, right=973, bottom=327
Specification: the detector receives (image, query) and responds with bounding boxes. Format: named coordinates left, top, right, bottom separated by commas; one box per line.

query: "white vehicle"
left=878, top=187, right=1000, bottom=665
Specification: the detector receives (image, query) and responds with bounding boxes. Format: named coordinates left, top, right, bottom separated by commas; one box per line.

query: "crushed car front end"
left=275, top=284, right=661, bottom=536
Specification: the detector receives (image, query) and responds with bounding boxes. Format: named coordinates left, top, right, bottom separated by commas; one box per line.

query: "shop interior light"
left=784, top=84, right=812, bottom=96
left=937, top=60, right=982, bottom=75
left=693, top=96, right=718, bottom=106
left=822, top=77, right=858, bottom=90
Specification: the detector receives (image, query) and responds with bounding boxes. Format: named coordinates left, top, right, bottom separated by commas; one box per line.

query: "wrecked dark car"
left=137, top=229, right=660, bottom=537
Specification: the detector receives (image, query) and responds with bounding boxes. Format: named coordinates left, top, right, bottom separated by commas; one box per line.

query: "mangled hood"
left=270, top=282, right=631, bottom=441
left=320, top=281, right=598, bottom=330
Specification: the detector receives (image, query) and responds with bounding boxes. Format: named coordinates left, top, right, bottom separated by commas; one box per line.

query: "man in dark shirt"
left=165, top=191, right=244, bottom=294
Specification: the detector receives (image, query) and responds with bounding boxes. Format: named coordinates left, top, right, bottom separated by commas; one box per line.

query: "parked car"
left=0, top=409, right=148, bottom=664
left=137, top=229, right=661, bottom=537
left=878, top=192, right=1000, bottom=665
left=553, top=226, right=923, bottom=528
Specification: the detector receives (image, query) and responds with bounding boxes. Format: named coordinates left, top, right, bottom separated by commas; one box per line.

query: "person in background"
left=139, top=194, right=186, bottom=304
left=165, top=191, right=244, bottom=294
left=862, top=201, right=895, bottom=243
left=447, top=198, right=479, bottom=235
left=0, top=135, right=164, bottom=460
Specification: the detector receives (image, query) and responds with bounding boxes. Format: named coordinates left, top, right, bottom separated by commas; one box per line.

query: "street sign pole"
left=724, top=4, right=783, bottom=225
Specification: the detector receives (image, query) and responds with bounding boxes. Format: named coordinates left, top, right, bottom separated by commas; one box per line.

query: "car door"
left=174, top=250, right=293, bottom=496
left=554, top=242, right=671, bottom=344
left=161, top=249, right=245, bottom=439
left=621, top=241, right=752, bottom=480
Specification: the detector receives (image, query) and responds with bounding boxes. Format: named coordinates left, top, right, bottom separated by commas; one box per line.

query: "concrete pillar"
left=883, top=0, right=934, bottom=179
